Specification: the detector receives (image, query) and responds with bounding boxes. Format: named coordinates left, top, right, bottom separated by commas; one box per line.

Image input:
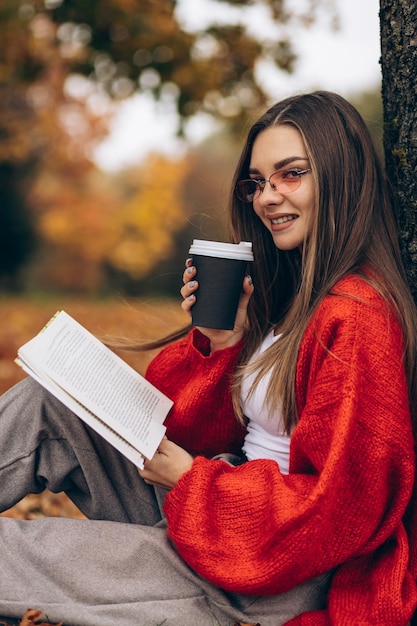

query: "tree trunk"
left=379, top=0, right=417, bottom=302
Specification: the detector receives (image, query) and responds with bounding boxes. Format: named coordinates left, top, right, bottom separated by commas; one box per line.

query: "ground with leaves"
left=0, top=611, right=259, bottom=626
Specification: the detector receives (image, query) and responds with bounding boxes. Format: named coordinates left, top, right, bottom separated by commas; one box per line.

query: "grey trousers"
left=0, top=378, right=331, bottom=626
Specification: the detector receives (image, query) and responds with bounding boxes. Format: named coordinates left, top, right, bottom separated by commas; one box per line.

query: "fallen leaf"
left=18, top=609, right=63, bottom=626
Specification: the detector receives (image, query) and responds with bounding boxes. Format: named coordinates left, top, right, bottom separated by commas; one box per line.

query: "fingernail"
left=189, top=281, right=196, bottom=288
left=188, top=294, right=195, bottom=301
left=247, top=275, right=253, bottom=286
left=187, top=266, right=194, bottom=274
left=185, top=258, right=192, bottom=266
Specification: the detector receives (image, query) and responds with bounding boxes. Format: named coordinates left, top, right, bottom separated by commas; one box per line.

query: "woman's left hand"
left=138, top=438, right=194, bottom=489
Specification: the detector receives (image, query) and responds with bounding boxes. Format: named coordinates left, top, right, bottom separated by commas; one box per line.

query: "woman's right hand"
left=180, top=258, right=254, bottom=352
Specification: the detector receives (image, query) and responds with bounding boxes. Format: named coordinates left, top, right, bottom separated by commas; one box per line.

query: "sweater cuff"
left=164, top=455, right=210, bottom=511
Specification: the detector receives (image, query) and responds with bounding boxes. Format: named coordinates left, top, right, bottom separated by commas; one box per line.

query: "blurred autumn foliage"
left=31, top=153, right=197, bottom=292
left=0, top=0, right=338, bottom=294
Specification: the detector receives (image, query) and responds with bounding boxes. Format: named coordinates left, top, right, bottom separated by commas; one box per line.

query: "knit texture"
left=146, top=274, right=417, bottom=625
left=145, top=329, right=247, bottom=458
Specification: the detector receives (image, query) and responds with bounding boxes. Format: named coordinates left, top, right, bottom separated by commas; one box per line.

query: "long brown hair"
left=122, top=91, right=417, bottom=432
left=229, top=91, right=417, bottom=431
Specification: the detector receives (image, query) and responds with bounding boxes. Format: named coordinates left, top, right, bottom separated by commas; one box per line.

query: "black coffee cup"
left=188, top=239, right=254, bottom=330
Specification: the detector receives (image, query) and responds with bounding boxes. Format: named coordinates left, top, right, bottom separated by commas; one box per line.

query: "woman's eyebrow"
left=249, top=156, right=309, bottom=175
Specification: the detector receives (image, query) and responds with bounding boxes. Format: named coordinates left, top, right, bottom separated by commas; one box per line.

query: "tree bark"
left=380, top=0, right=417, bottom=302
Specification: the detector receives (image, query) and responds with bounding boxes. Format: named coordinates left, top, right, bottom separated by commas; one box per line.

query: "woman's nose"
left=258, top=182, right=285, bottom=204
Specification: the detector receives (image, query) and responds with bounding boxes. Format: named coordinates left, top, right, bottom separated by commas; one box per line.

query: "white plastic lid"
left=188, top=239, right=254, bottom=261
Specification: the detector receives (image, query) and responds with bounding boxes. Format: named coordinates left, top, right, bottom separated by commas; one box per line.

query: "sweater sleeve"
left=145, top=328, right=246, bottom=458
left=163, top=284, right=417, bottom=623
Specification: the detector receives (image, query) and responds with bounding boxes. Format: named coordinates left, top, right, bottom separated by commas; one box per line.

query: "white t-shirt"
left=240, top=330, right=291, bottom=474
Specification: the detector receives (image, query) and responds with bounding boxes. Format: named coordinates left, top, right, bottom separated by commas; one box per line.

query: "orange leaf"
left=18, top=609, right=63, bottom=626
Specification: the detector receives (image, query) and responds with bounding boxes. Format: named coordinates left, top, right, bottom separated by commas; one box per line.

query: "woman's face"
left=249, top=124, right=315, bottom=251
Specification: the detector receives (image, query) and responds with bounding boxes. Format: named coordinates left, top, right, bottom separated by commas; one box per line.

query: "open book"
left=16, top=311, right=173, bottom=469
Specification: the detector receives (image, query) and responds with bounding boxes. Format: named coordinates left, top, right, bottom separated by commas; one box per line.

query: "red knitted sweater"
left=145, top=274, right=417, bottom=625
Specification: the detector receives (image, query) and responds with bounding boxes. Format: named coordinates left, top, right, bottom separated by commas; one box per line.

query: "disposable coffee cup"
left=188, top=239, right=254, bottom=330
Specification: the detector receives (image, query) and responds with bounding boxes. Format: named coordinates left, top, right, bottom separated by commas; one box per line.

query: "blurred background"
left=0, top=0, right=383, bottom=520
left=0, top=0, right=382, bottom=389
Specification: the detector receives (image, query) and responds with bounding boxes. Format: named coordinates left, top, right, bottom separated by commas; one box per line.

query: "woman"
left=1, top=91, right=417, bottom=625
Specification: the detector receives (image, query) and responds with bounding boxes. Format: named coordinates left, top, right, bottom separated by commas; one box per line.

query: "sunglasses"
left=235, top=168, right=311, bottom=203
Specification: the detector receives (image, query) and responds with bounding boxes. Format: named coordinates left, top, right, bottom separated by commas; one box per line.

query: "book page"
left=17, top=311, right=172, bottom=460
left=16, top=359, right=147, bottom=468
